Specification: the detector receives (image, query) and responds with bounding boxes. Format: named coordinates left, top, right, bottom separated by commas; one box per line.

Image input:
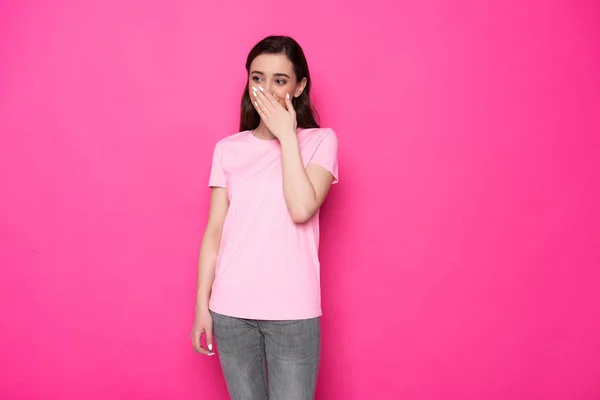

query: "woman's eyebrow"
left=250, top=70, right=290, bottom=79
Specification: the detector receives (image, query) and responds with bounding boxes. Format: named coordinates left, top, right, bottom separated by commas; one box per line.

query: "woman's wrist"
left=196, top=295, right=210, bottom=312
left=278, top=131, right=299, bottom=148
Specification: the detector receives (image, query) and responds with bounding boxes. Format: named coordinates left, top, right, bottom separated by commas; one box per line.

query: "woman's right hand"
left=191, top=308, right=215, bottom=356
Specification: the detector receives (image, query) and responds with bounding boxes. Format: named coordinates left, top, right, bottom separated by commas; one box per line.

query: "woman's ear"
left=295, top=77, right=308, bottom=97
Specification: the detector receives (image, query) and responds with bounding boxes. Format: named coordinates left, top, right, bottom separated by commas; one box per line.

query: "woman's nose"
left=264, top=82, right=275, bottom=95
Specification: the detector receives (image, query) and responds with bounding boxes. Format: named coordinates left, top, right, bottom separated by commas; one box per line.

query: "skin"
left=191, top=53, right=334, bottom=356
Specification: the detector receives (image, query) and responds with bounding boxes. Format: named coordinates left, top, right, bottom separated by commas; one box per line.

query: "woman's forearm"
left=195, top=227, right=222, bottom=311
left=280, top=137, right=318, bottom=223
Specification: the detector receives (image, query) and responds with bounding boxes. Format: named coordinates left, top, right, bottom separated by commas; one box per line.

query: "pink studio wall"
left=1, top=0, right=599, bottom=399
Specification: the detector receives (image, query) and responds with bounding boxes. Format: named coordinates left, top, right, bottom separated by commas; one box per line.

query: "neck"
left=253, top=122, right=277, bottom=140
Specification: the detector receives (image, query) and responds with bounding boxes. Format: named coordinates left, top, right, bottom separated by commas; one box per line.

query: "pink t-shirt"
left=207, top=127, right=338, bottom=320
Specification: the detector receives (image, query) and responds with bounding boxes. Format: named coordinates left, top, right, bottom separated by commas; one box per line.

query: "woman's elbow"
left=289, top=205, right=317, bottom=224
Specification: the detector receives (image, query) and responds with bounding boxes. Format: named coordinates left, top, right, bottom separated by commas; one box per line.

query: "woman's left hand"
left=252, top=87, right=297, bottom=142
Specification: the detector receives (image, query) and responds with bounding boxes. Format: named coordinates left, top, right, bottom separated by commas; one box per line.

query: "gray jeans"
left=210, top=311, right=320, bottom=400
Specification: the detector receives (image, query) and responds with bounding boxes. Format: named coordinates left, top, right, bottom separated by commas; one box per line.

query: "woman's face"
left=248, top=53, right=306, bottom=108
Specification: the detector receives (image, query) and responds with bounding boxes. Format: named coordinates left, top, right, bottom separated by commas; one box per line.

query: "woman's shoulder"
left=300, top=127, right=338, bottom=147
left=212, top=130, right=251, bottom=150
left=300, top=127, right=337, bottom=140
left=301, top=127, right=336, bottom=134
left=216, top=130, right=249, bottom=144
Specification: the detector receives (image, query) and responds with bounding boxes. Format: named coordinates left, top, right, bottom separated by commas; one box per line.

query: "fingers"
left=253, top=96, right=268, bottom=121
left=191, top=329, right=215, bottom=356
left=252, top=87, right=270, bottom=119
left=285, top=93, right=296, bottom=117
left=253, top=86, right=285, bottom=113
left=191, top=330, right=204, bottom=353
left=252, top=86, right=272, bottom=112
left=261, top=87, right=281, bottom=109
left=205, top=326, right=215, bottom=356
left=251, top=86, right=294, bottom=128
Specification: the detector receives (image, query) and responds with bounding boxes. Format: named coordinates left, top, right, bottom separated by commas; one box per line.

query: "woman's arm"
left=195, top=187, right=229, bottom=311
left=251, top=88, right=335, bottom=223
left=280, top=137, right=334, bottom=223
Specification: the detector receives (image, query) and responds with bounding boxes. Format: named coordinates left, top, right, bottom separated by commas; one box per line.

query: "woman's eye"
left=276, top=80, right=287, bottom=85
left=252, top=76, right=262, bottom=82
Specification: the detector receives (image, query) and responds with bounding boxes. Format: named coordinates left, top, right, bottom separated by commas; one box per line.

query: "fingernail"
left=252, top=86, right=257, bottom=92
left=286, top=93, right=290, bottom=99
left=253, top=91, right=257, bottom=97
left=208, top=344, right=213, bottom=351
left=254, top=101, right=258, bottom=106
left=259, top=86, right=264, bottom=91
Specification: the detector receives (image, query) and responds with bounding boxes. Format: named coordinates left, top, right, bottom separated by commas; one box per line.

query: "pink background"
left=1, top=0, right=599, bottom=399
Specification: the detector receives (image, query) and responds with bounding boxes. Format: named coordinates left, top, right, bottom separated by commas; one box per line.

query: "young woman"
left=191, top=35, right=338, bottom=400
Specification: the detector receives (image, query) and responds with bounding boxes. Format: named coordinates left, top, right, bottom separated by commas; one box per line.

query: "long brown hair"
left=239, top=36, right=320, bottom=132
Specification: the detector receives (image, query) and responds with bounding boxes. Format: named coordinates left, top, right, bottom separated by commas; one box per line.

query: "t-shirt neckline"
left=247, top=128, right=305, bottom=143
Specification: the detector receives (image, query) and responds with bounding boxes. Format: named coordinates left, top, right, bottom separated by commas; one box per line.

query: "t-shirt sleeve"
left=208, top=142, right=227, bottom=188
left=308, top=128, right=339, bottom=184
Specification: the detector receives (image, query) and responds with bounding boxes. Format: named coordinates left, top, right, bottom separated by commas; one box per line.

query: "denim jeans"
left=210, top=311, right=321, bottom=400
